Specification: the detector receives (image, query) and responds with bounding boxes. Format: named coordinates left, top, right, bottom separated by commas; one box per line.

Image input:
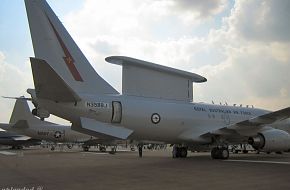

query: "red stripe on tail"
left=47, top=16, right=83, bottom=82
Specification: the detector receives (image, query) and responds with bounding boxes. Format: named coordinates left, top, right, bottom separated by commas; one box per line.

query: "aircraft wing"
left=206, top=107, right=290, bottom=138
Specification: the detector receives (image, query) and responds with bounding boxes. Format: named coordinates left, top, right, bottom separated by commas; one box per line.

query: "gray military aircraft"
left=23, top=0, right=290, bottom=159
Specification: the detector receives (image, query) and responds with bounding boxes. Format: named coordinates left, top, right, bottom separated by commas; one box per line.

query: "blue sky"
left=0, top=0, right=83, bottom=70
left=0, top=0, right=289, bottom=123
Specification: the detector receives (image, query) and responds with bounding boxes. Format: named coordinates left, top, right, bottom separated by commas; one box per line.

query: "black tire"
left=180, top=147, right=188, bottom=158
left=100, top=146, right=106, bottom=152
left=211, top=147, right=219, bottom=159
left=242, top=150, right=248, bottom=154
left=211, top=147, right=229, bottom=159
left=220, top=148, right=229, bottom=159
left=176, top=147, right=181, bottom=158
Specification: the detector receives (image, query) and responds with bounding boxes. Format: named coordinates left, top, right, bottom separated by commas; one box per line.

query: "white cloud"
left=61, top=0, right=290, bottom=111
left=0, top=51, right=70, bottom=125
left=194, top=0, right=290, bottom=110
left=172, top=0, right=227, bottom=18
left=0, top=51, right=33, bottom=122
left=228, top=0, right=290, bottom=42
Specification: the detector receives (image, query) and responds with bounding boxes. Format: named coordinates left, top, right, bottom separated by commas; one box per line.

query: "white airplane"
left=0, top=98, right=118, bottom=152
left=23, top=0, right=290, bottom=159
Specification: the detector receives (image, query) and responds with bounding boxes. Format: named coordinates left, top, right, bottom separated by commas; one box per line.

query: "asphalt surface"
left=1, top=147, right=290, bottom=190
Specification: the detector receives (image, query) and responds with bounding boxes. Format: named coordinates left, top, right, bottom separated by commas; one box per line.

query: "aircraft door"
left=112, top=101, right=122, bottom=123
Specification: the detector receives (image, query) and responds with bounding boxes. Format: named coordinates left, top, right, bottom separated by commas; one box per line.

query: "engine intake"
left=248, top=129, right=290, bottom=152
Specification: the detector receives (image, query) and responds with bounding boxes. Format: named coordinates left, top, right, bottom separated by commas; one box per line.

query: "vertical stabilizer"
left=25, top=0, right=119, bottom=96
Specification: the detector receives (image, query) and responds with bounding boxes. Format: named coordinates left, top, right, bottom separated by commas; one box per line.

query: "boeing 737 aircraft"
left=23, top=0, right=290, bottom=159
left=0, top=98, right=118, bottom=152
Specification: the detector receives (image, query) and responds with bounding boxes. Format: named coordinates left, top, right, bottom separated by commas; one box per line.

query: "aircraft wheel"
left=109, top=147, right=117, bottom=154
left=180, top=147, right=188, bottom=158
left=211, top=147, right=229, bottom=159
left=99, top=146, right=106, bottom=152
left=51, top=146, right=55, bottom=151
left=242, top=150, right=248, bottom=154
left=67, top=144, right=73, bottom=149
left=82, top=145, right=90, bottom=152
left=220, top=148, right=229, bottom=159
left=172, top=146, right=179, bottom=158
left=211, top=147, right=219, bottom=159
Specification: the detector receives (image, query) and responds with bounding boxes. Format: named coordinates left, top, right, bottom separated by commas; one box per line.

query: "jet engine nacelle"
left=248, top=129, right=290, bottom=152
left=32, top=108, right=50, bottom=119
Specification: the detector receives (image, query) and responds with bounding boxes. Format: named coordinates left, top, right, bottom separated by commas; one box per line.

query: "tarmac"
left=1, top=147, right=290, bottom=190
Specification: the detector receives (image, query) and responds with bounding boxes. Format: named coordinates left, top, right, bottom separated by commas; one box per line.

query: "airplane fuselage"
left=38, top=94, right=269, bottom=144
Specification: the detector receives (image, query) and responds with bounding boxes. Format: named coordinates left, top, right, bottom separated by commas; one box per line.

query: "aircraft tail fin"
left=25, top=0, right=119, bottom=97
left=9, top=99, right=42, bottom=126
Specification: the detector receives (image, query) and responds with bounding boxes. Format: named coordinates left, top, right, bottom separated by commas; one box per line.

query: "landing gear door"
left=112, top=101, right=122, bottom=123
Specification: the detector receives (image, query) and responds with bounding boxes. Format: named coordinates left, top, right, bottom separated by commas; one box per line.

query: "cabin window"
left=112, top=101, right=122, bottom=123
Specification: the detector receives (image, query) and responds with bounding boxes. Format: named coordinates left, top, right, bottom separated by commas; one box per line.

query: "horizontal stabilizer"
left=30, top=57, right=80, bottom=102
left=106, top=56, right=206, bottom=101
left=78, top=117, right=133, bottom=140
left=12, top=136, right=31, bottom=141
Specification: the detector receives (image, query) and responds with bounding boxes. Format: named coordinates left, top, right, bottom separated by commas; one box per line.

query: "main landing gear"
left=211, top=147, right=229, bottom=159
left=138, top=144, right=143, bottom=157
left=82, top=145, right=90, bottom=152
left=172, top=145, right=188, bottom=158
